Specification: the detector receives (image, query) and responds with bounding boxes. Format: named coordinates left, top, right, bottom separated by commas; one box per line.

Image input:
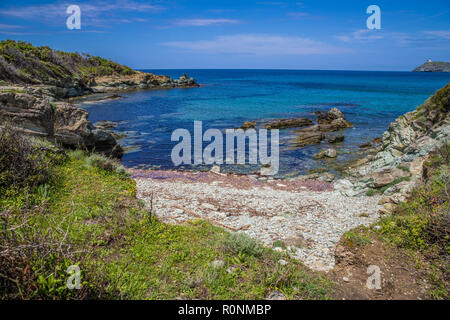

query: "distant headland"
left=413, top=59, right=450, bottom=72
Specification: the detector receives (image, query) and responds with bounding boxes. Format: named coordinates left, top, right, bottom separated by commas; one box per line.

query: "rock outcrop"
left=334, top=83, right=450, bottom=213
left=291, top=108, right=353, bottom=148
left=90, top=71, right=199, bottom=95
left=0, top=92, right=123, bottom=158
left=0, top=41, right=201, bottom=158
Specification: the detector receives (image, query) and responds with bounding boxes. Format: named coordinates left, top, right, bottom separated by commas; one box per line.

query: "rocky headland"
left=0, top=40, right=199, bottom=157
left=413, top=61, right=450, bottom=72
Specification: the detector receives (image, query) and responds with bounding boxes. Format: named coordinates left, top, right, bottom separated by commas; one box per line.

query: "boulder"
left=367, top=167, right=410, bottom=188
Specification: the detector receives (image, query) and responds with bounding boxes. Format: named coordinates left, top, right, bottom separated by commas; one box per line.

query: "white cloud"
left=335, top=29, right=384, bottom=43
left=422, top=30, right=450, bottom=39
left=287, top=12, right=311, bottom=19
left=0, top=0, right=163, bottom=26
left=0, top=24, right=26, bottom=35
left=174, top=19, right=241, bottom=27
left=162, top=34, right=350, bottom=55
left=0, top=24, right=24, bottom=29
left=335, top=29, right=450, bottom=48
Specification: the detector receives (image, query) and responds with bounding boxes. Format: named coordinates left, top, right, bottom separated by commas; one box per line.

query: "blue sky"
left=0, top=0, right=449, bottom=70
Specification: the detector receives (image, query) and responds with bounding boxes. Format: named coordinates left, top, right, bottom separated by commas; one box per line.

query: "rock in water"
left=317, top=107, right=353, bottom=130
left=265, top=118, right=313, bottom=129
left=293, top=131, right=325, bottom=148
left=328, top=134, right=345, bottom=144
left=313, top=148, right=338, bottom=160
left=240, top=121, right=256, bottom=129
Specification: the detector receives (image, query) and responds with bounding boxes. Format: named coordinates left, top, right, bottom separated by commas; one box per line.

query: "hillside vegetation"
left=0, top=40, right=136, bottom=86
left=0, top=125, right=331, bottom=299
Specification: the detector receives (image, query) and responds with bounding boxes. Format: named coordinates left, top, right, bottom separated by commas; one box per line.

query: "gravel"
left=133, top=169, right=382, bottom=272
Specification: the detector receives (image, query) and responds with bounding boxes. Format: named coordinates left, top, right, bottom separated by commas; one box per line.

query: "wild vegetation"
left=0, top=40, right=136, bottom=86
left=0, top=126, right=331, bottom=300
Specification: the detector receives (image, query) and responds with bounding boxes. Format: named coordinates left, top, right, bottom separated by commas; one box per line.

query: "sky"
left=0, top=0, right=449, bottom=71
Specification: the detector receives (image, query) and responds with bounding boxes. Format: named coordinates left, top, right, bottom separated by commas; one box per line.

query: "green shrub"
left=67, top=149, right=85, bottom=161
left=223, top=233, right=264, bottom=258
left=0, top=124, right=65, bottom=190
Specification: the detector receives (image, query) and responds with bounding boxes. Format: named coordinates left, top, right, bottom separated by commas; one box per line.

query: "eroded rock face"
left=335, top=83, right=450, bottom=214
left=0, top=92, right=54, bottom=137
left=0, top=92, right=123, bottom=158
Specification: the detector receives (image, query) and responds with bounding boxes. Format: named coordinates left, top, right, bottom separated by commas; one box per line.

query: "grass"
left=0, top=147, right=332, bottom=300
left=343, top=229, right=372, bottom=248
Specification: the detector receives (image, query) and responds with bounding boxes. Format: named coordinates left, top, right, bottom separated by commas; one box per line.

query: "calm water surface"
left=82, top=70, right=450, bottom=176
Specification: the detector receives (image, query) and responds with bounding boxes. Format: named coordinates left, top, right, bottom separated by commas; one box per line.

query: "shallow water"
left=82, top=70, right=450, bottom=176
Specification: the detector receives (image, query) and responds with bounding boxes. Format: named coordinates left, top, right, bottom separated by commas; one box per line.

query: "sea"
left=82, top=70, right=450, bottom=177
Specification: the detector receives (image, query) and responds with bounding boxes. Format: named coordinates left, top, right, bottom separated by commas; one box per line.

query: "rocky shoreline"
left=0, top=72, right=199, bottom=158
left=133, top=83, right=449, bottom=271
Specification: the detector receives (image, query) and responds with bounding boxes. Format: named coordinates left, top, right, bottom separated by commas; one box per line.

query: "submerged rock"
left=313, top=148, right=337, bottom=160
left=240, top=121, right=256, bottom=129
left=265, top=118, right=313, bottom=129
left=328, top=134, right=345, bottom=144
left=293, top=131, right=325, bottom=148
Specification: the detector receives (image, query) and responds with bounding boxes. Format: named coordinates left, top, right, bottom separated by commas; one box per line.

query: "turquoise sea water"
left=83, top=70, right=450, bottom=176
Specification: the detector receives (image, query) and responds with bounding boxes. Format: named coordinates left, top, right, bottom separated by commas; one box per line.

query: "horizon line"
left=135, top=68, right=422, bottom=73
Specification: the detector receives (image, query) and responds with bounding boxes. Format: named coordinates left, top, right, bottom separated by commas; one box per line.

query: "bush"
left=0, top=206, right=112, bottom=299
left=84, top=153, right=129, bottom=177
left=223, top=232, right=264, bottom=258
left=0, top=125, right=65, bottom=190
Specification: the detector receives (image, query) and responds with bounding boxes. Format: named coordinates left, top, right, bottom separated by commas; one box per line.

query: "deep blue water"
left=83, top=70, right=450, bottom=176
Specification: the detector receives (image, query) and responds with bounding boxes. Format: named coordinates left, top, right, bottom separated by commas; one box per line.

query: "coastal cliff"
left=413, top=61, right=450, bottom=72
left=335, top=83, right=450, bottom=213
left=0, top=40, right=199, bottom=157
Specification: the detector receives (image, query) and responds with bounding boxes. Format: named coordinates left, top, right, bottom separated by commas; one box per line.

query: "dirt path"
left=132, top=169, right=382, bottom=271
